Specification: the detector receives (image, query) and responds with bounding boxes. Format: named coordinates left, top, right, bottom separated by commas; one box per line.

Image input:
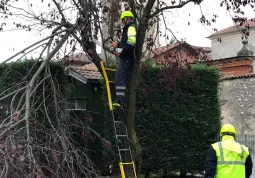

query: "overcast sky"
left=0, top=0, right=254, bottom=62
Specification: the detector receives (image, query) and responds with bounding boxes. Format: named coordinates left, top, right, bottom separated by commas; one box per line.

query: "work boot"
left=112, top=102, right=121, bottom=108
left=112, top=102, right=124, bottom=110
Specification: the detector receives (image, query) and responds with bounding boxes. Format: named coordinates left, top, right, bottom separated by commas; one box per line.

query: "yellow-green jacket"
left=205, top=135, right=253, bottom=178
left=117, top=21, right=136, bottom=60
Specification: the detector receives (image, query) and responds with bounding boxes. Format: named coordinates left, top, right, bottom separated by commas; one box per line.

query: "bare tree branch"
left=0, top=86, right=26, bottom=101
left=149, top=0, right=193, bottom=18
left=24, top=27, right=74, bottom=142
left=1, top=29, right=68, bottom=65
left=52, top=0, right=67, bottom=23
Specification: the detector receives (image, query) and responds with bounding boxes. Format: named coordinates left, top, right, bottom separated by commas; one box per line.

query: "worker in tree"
left=205, top=124, right=253, bottom=178
left=111, top=11, right=137, bottom=108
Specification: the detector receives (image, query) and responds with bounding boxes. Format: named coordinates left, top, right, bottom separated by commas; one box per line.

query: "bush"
left=136, top=63, right=221, bottom=174
left=0, top=60, right=100, bottom=177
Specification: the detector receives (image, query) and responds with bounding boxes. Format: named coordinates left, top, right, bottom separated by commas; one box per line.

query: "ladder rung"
left=117, top=135, right=127, bottom=137
left=120, top=162, right=134, bottom=165
left=119, top=149, right=130, bottom=151
left=105, top=68, right=116, bottom=71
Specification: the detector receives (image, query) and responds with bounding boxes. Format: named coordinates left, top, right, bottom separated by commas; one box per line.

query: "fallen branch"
left=23, top=27, right=74, bottom=142
left=0, top=86, right=26, bottom=101
left=1, top=29, right=68, bottom=65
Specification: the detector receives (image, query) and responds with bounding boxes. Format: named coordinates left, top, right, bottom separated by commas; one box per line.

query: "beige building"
left=207, top=18, right=255, bottom=59
left=207, top=26, right=255, bottom=175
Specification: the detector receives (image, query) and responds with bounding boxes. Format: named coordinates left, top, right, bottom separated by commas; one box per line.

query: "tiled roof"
left=150, top=41, right=185, bottom=58
left=150, top=41, right=211, bottom=59
left=201, top=46, right=212, bottom=52
left=205, top=55, right=255, bottom=62
left=223, top=73, right=255, bottom=80
left=63, top=52, right=92, bottom=64
left=208, top=18, right=255, bottom=38
left=64, top=52, right=102, bottom=80
left=67, top=64, right=102, bottom=80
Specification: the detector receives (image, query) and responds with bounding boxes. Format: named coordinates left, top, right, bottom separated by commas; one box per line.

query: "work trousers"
left=114, top=58, right=133, bottom=105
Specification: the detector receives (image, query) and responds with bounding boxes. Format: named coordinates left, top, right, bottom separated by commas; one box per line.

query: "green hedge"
left=0, top=60, right=108, bottom=175
left=136, top=63, right=221, bottom=174
left=0, top=60, right=67, bottom=120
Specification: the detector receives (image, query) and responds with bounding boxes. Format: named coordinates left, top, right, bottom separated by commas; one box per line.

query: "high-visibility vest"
left=212, top=136, right=249, bottom=178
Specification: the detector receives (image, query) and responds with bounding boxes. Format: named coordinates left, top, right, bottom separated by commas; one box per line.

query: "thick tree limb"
left=52, top=0, right=67, bottom=23
left=23, top=27, right=74, bottom=142
left=71, top=33, right=83, bottom=44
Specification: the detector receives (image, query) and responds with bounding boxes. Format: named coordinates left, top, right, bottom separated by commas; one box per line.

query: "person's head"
left=220, top=124, right=236, bottom=138
left=119, top=11, right=134, bottom=26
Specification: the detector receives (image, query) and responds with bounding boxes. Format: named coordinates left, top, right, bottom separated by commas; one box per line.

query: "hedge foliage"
left=0, top=60, right=110, bottom=175
left=0, top=60, right=67, bottom=120
left=136, top=63, right=221, bottom=173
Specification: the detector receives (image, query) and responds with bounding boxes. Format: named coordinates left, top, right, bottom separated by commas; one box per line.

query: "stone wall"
left=220, top=76, right=255, bottom=134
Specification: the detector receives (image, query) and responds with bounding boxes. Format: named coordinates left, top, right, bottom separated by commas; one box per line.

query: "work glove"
left=111, top=42, right=117, bottom=48
left=115, top=48, right=123, bottom=54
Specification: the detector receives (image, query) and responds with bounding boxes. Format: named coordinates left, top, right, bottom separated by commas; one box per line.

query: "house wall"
left=66, top=79, right=104, bottom=113
left=210, top=29, right=255, bottom=59
left=65, top=78, right=106, bottom=169
left=154, top=47, right=199, bottom=65
left=220, top=77, right=255, bottom=135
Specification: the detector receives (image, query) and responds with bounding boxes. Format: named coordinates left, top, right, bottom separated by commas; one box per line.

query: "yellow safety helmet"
left=220, top=124, right=236, bottom=136
left=119, top=11, right=134, bottom=22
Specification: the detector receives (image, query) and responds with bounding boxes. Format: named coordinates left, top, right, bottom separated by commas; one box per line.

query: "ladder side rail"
left=100, top=60, right=137, bottom=178
left=100, top=61, right=113, bottom=111
left=111, top=111, right=123, bottom=162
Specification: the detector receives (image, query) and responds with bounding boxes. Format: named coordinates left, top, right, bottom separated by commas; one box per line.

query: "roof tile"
left=208, top=18, right=255, bottom=38
left=64, top=52, right=102, bottom=80
left=67, top=63, right=102, bottom=80
left=223, top=73, right=255, bottom=80
left=63, top=52, right=92, bottom=63
left=150, top=42, right=211, bottom=60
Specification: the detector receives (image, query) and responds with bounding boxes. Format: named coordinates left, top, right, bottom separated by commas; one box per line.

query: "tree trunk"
left=125, top=0, right=156, bottom=174
left=126, top=66, right=142, bottom=173
left=145, top=170, right=150, bottom=178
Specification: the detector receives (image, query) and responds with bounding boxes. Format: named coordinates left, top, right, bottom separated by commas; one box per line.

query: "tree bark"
left=126, top=0, right=156, bottom=174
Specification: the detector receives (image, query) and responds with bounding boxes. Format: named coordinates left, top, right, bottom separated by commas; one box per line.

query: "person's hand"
left=111, top=42, right=117, bottom=48
left=115, top=48, right=123, bottom=53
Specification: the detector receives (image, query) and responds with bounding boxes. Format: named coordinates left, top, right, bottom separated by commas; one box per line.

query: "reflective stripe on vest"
left=127, top=26, right=136, bottom=46
left=217, top=142, right=245, bottom=165
left=212, top=138, right=249, bottom=178
left=116, top=86, right=126, bottom=90
left=116, top=92, right=125, bottom=96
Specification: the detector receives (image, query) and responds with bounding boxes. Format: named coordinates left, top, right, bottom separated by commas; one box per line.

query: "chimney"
left=232, top=17, right=246, bottom=26
left=233, top=21, right=241, bottom=26
left=237, top=39, right=253, bottom=57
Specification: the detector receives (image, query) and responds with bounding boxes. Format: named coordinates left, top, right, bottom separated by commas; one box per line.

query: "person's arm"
left=117, top=26, right=136, bottom=55
left=245, top=154, right=253, bottom=178
left=205, top=145, right=217, bottom=178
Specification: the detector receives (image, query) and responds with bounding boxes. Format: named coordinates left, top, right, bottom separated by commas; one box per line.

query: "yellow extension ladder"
left=100, top=60, right=137, bottom=178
